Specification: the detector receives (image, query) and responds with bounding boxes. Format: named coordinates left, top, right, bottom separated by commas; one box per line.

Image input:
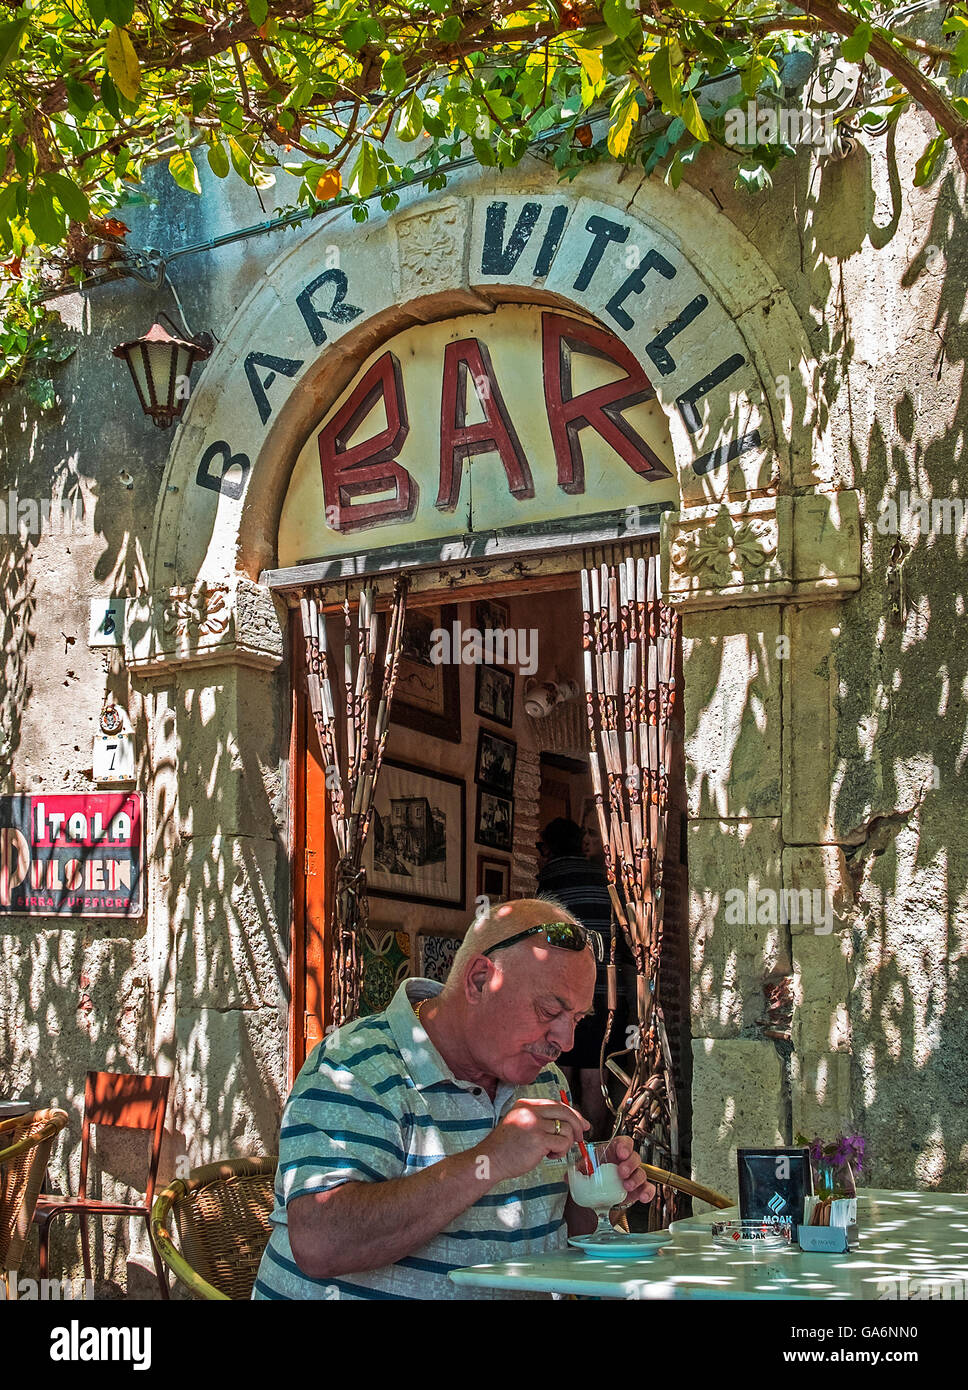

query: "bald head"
left=442, top=897, right=586, bottom=996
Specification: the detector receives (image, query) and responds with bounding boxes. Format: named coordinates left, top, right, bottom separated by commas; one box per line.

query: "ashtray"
left=710, top=1219, right=793, bottom=1250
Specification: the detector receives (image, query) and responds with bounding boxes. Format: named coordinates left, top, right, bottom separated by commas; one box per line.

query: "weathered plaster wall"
left=674, top=110, right=968, bottom=1195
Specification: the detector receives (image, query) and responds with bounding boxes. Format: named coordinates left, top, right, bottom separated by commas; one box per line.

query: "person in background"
left=536, top=817, right=633, bottom=1136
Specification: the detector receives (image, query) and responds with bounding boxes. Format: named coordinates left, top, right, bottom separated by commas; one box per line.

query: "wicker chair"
left=150, top=1156, right=277, bottom=1300
left=0, top=1108, right=69, bottom=1297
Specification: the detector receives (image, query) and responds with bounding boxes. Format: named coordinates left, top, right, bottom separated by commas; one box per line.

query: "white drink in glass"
left=568, top=1161, right=627, bottom=1213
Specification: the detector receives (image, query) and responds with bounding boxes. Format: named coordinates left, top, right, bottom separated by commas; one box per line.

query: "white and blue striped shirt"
left=253, top=978, right=571, bottom=1300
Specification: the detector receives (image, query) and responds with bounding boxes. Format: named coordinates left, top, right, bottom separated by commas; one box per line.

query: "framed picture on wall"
left=475, top=599, right=509, bottom=633
left=364, top=759, right=465, bottom=908
left=477, top=855, right=510, bottom=904
left=475, top=788, right=514, bottom=853
left=474, top=663, right=514, bottom=728
left=475, top=727, right=516, bottom=796
left=391, top=604, right=461, bottom=744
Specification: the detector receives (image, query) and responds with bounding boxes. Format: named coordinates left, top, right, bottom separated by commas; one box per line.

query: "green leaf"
left=98, top=72, right=120, bottom=119
left=603, top=0, right=637, bottom=41
left=602, top=36, right=638, bottom=78
left=735, top=161, right=772, bottom=193
left=649, top=43, right=682, bottom=116
left=105, top=25, right=140, bottom=103
left=0, top=182, right=20, bottom=249
left=607, top=82, right=638, bottom=157
left=396, top=93, right=423, bottom=142
left=840, top=23, right=873, bottom=64
left=13, top=142, right=34, bottom=178
left=104, top=0, right=135, bottom=24
left=87, top=0, right=107, bottom=26
left=24, top=375, right=56, bottom=411
left=31, top=339, right=78, bottom=364
left=676, top=0, right=725, bottom=17
left=382, top=53, right=407, bottom=96
left=914, top=133, right=946, bottom=186
left=190, top=80, right=213, bottom=117
left=228, top=136, right=254, bottom=182
left=247, top=0, right=269, bottom=24
left=169, top=148, right=201, bottom=195
left=681, top=93, right=708, bottom=141
left=65, top=78, right=97, bottom=113
left=348, top=139, right=379, bottom=199
left=0, top=13, right=29, bottom=80
left=342, top=20, right=369, bottom=52
left=471, top=136, right=496, bottom=167
left=666, top=115, right=686, bottom=144
left=206, top=141, right=230, bottom=178
left=439, top=15, right=462, bottom=41
left=45, top=173, right=90, bottom=222
left=27, top=187, right=65, bottom=246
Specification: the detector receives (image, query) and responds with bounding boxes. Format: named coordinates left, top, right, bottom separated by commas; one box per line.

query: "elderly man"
left=253, top=898, right=655, bottom=1299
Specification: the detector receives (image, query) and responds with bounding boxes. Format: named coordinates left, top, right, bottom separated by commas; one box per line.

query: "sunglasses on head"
left=481, top=921, right=603, bottom=962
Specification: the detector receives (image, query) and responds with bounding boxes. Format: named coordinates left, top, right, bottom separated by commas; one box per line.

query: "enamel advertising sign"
left=0, top=793, right=144, bottom=917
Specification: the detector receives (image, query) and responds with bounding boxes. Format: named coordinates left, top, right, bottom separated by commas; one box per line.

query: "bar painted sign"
left=278, top=304, right=678, bottom=565
left=0, top=793, right=144, bottom=917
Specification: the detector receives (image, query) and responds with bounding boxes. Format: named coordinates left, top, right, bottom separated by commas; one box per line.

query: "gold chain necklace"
left=414, top=997, right=430, bottom=1025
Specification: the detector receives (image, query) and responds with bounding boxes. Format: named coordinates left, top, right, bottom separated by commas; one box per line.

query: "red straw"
left=560, top=1088, right=591, bottom=1168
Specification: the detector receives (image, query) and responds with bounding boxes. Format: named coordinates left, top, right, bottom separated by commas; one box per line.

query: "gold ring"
left=554, top=1119, right=561, bottom=1135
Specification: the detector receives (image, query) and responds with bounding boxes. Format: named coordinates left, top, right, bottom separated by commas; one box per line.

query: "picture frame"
left=364, top=759, right=466, bottom=907
left=475, top=599, right=510, bottom=633
left=391, top=604, right=462, bottom=744
left=475, top=788, right=514, bottom=853
left=474, top=663, right=515, bottom=728
left=475, top=727, right=516, bottom=796
left=476, top=855, right=510, bottom=904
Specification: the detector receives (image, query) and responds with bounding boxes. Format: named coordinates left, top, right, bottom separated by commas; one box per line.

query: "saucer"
left=568, top=1231, right=672, bottom=1257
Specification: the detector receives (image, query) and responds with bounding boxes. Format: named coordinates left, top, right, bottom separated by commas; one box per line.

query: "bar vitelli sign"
left=278, top=304, right=678, bottom=566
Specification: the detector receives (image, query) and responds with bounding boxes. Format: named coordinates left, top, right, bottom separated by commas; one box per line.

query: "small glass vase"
left=813, top=1157, right=857, bottom=1202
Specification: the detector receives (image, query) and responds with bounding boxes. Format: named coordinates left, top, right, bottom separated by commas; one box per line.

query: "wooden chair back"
left=79, top=1072, right=171, bottom=1210
left=0, top=1109, right=69, bottom=1274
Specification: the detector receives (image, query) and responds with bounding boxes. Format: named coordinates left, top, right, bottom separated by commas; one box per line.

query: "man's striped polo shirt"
left=253, top=977, right=571, bottom=1300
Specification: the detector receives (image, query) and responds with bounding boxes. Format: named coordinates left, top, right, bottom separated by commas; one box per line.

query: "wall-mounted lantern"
left=112, top=317, right=213, bottom=429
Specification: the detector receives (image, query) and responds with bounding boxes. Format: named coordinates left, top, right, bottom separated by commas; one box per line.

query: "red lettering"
left=317, top=351, right=416, bottom=533
left=541, top=312, right=672, bottom=492
left=437, top=338, right=533, bottom=511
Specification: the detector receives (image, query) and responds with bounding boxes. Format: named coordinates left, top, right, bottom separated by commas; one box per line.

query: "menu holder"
left=737, top=1146, right=812, bottom=1234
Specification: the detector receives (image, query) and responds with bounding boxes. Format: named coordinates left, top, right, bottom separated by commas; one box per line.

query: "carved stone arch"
left=132, top=164, right=846, bottom=676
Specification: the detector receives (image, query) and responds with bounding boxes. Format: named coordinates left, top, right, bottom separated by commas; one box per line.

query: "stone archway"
left=130, top=162, right=861, bottom=1179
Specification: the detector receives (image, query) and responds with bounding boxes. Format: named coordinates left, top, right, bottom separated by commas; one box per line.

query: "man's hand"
left=478, top=1097, right=590, bottom=1183
left=605, top=1136, right=656, bottom=1207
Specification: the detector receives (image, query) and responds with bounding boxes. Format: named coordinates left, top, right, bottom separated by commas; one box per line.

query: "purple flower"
left=800, top=1132, right=867, bottom=1176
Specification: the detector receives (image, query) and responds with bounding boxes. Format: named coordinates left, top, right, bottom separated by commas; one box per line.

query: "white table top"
left=449, top=1190, right=968, bottom=1299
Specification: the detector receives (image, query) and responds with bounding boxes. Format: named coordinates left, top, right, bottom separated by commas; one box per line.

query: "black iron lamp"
left=112, top=316, right=213, bottom=429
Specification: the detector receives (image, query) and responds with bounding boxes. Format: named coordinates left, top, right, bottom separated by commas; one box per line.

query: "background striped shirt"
left=253, top=978, right=571, bottom=1300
